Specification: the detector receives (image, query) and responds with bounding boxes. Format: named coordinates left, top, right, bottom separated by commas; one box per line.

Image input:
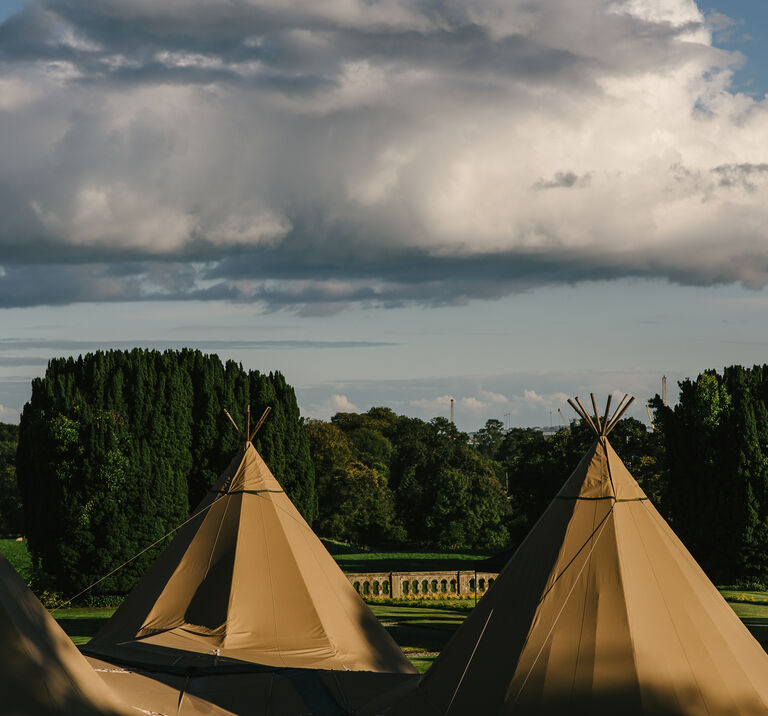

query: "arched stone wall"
left=346, top=570, right=499, bottom=598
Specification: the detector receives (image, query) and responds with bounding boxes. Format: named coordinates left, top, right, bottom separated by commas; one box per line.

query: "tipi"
left=369, top=395, right=768, bottom=715
left=86, top=416, right=413, bottom=675
left=0, top=552, right=131, bottom=716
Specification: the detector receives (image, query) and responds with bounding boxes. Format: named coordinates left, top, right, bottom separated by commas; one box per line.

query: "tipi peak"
left=567, top=392, right=636, bottom=437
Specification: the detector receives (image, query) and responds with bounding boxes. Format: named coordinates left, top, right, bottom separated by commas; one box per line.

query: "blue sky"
left=1, top=0, right=768, bottom=429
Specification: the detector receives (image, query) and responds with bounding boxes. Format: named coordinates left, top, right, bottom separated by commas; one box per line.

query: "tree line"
left=4, top=353, right=768, bottom=594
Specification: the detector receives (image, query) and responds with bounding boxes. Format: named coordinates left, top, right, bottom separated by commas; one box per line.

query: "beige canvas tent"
left=0, top=552, right=132, bottom=716
left=368, top=395, right=768, bottom=715
left=87, top=438, right=412, bottom=674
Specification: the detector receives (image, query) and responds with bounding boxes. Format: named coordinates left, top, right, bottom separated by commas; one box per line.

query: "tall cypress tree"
left=17, top=349, right=315, bottom=595
left=657, top=365, right=768, bottom=584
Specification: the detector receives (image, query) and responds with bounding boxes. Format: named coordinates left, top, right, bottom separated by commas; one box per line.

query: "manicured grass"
left=4, top=536, right=486, bottom=577
left=52, top=607, right=115, bottom=646
left=331, top=551, right=491, bottom=574
left=0, top=537, right=32, bottom=581
left=49, top=591, right=768, bottom=675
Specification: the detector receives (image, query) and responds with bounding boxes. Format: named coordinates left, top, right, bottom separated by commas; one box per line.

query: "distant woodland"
left=2, top=352, right=768, bottom=594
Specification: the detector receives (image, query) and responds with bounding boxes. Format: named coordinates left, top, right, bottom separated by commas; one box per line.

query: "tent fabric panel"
left=0, top=556, right=130, bottom=716
left=412, top=498, right=579, bottom=713
left=138, top=491, right=240, bottom=638
left=294, top=518, right=413, bottom=672
left=604, top=440, right=647, bottom=501
left=225, top=490, right=332, bottom=665
left=618, top=500, right=768, bottom=714
left=508, top=501, right=639, bottom=712
left=557, top=441, right=611, bottom=499
left=181, top=492, right=243, bottom=636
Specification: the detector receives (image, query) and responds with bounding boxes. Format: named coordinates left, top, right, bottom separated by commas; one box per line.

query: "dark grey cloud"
left=0, top=337, right=395, bottom=351
left=0, top=0, right=761, bottom=312
left=712, top=163, right=768, bottom=192
left=533, top=171, right=592, bottom=190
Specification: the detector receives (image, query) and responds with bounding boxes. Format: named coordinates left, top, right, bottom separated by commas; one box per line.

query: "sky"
left=1, top=0, right=768, bottom=430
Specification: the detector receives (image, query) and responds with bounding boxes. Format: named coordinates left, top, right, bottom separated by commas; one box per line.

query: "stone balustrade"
left=345, top=570, right=498, bottom=599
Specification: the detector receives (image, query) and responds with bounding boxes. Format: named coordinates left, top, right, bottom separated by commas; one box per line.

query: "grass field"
left=47, top=594, right=768, bottom=674
left=328, top=550, right=491, bottom=574
left=8, top=537, right=768, bottom=674
left=0, top=537, right=32, bottom=581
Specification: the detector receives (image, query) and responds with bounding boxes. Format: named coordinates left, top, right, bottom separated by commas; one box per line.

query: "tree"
left=655, top=366, right=768, bottom=584
left=17, top=349, right=314, bottom=595
left=0, top=423, right=23, bottom=536
left=389, top=417, right=510, bottom=550
left=474, top=419, right=506, bottom=460
left=305, top=419, right=402, bottom=545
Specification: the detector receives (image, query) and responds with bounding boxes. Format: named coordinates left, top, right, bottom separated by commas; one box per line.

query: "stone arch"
left=373, top=580, right=380, bottom=596
left=353, top=581, right=361, bottom=593
left=488, top=578, right=495, bottom=589
left=479, top=578, right=486, bottom=592
left=431, top=579, right=438, bottom=593
left=363, top=581, right=370, bottom=595
left=421, top=579, right=429, bottom=594
left=440, top=579, right=447, bottom=593
left=450, top=579, right=457, bottom=593
left=402, top=580, right=410, bottom=595
left=411, top=580, right=419, bottom=594
left=469, top=578, right=475, bottom=591
left=383, top=581, right=390, bottom=595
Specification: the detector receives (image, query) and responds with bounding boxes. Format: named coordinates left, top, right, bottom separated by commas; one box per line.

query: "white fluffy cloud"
left=305, top=393, right=359, bottom=418
left=0, top=0, right=766, bottom=309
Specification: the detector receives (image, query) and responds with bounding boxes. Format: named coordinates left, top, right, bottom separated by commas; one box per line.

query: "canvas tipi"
left=369, top=395, right=768, bottom=715
left=86, top=415, right=413, bottom=676
left=0, top=552, right=132, bottom=716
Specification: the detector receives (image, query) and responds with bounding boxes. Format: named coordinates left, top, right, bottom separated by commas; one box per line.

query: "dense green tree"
left=388, top=417, right=510, bottom=550
left=655, top=365, right=768, bottom=584
left=17, top=350, right=314, bottom=595
left=305, top=419, right=402, bottom=545
left=318, top=462, right=402, bottom=546
left=475, top=419, right=506, bottom=460
left=0, top=423, right=23, bottom=536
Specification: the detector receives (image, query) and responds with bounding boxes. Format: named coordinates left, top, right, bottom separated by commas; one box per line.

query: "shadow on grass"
left=384, top=624, right=454, bottom=652
left=742, top=617, right=768, bottom=648
left=55, top=616, right=105, bottom=643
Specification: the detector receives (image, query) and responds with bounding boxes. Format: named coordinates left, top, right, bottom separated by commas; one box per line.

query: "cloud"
left=305, top=393, right=359, bottom=418
left=0, top=337, right=395, bottom=351
left=0, top=0, right=767, bottom=311
left=0, top=403, right=19, bottom=422
left=533, top=172, right=592, bottom=190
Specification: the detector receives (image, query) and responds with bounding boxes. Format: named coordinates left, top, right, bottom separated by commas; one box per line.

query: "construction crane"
left=557, top=408, right=568, bottom=427
left=646, top=404, right=655, bottom=431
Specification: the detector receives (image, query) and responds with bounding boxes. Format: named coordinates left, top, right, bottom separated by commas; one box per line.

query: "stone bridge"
left=345, top=570, right=499, bottom=599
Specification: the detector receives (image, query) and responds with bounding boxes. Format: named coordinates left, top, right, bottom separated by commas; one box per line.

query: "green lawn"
left=49, top=593, right=768, bottom=675
left=0, top=537, right=32, bottom=581
left=330, top=551, right=491, bottom=574
left=6, top=534, right=767, bottom=676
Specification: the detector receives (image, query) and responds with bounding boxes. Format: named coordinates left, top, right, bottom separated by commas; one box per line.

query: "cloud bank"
left=0, top=0, right=766, bottom=311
